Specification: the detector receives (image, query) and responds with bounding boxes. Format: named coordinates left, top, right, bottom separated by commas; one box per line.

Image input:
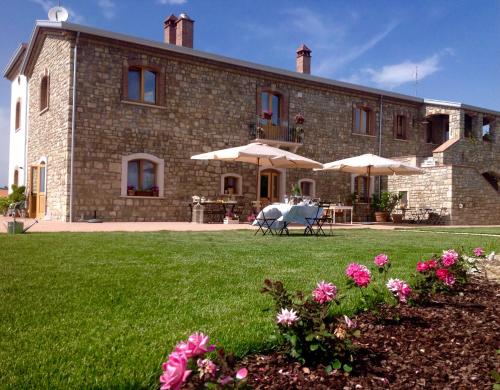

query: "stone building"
left=4, top=15, right=499, bottom=224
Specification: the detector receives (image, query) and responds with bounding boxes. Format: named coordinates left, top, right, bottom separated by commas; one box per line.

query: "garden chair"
left=304, top=206, right=332, bottom=236
left=254, top=210, right=277, bottom=236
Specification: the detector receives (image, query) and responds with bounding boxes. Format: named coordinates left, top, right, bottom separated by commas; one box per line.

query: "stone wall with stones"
left=450, top=166, right=500, bottom=225
left=424, top=105, right=463, bottom=139
left=26, top=32, right=73, bottom=221
left=436, top=138, right=500, bottom=173
left=28, top=30, right=498, bottom=222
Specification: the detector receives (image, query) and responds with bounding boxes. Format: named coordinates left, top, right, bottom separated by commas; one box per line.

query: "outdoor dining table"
left=252, top=203, right=326, bottom=235
left=328, top=205, right=353, bottom=224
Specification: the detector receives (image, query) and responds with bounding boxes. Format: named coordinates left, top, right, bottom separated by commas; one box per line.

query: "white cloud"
left=158, top=0, right=187, bottom=4
left=315, top=21, right=399, bottom=77
left=0, top=107, right=10, bottom=187
left=97, top=0, right=116, bottom=19
left=30, top=0, right=85, bottom=23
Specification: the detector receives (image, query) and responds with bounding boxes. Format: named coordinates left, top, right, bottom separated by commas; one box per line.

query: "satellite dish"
left=48, top=6, right=69, bottom=22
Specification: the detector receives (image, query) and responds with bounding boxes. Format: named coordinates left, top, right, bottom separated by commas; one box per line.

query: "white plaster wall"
left=8, top=74, right=27, bottom=192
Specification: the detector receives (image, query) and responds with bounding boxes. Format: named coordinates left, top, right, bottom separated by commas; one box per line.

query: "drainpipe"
left=378, top=95, right=383, bottom=195
left=23, top=76, right=29, bottom=188
left=69, top=32, right=80, bottom=222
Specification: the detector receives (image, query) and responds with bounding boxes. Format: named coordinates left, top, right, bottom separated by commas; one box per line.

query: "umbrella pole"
left=256, top=157, right=260, bottom=202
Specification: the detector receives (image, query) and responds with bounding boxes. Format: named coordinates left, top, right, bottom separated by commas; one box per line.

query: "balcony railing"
left=249, top=117, right=304, bottom=145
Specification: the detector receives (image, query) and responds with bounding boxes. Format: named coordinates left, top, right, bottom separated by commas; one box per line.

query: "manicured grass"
left=396, top=227, right=500, bottom=235
left=0, top=230, right=498, bottom=389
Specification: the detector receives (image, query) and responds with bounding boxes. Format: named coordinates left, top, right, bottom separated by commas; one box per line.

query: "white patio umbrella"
left=316, top=153, right=423, bottom=200
left=191, top=142, right=323, bottom=200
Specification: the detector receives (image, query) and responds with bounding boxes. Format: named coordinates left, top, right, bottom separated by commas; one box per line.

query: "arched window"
left=127, top=67, right=158, bottom=104
left=298, top=179, right=315, bottom=198
left=221, top=173, right=242, bottom=195
left=40, top=75, right=49, bottom=111
left=15, top=100, right=21, bottom=130
left=121, top=153, right=164, bottom=197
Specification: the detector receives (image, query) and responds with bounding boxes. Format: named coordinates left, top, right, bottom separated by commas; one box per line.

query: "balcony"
left=249, top=116, right=304, bottom=151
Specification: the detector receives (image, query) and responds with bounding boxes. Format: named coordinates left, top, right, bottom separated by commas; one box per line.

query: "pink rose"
left=435, top=268, right=455, bottom=286
left=197, top=358, right=217, bottom=379
left=160, top=352, right=192, bottom=390
left=374, top=253, right=389, bottom=267
left=386, top=278, right=412, bottom=303
left=312, top=281, right=337, bottom=304
left=416, top=261, right=428, bottom=272
left=473, top=247, right=484, bottom=257
left=276, top=308, right=299, bottom=326
left=426, top=259, right=438, bottom=269
left=441, top=249, right=459, bottom=267
left=175, top=332, right=214, bottom=359
left=346, top=263, right=371, bottom=288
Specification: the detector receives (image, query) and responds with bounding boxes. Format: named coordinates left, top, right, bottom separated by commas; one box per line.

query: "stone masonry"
left=19, top=24, right=500, bottom=223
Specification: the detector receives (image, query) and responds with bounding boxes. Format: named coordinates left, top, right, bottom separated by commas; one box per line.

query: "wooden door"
left=29, top=163, right=46, bottom=218
left=260, top=169, right=280, bottom=203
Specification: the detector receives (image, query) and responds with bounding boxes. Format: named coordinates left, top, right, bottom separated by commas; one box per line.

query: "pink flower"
left=160, top=352, right=192, bottom=390
left=441, top=249, right=459, bottom=267
left=374, top=253, right=389, bottom=267
left=175, top=332, right=214, bottom=359
left=473, top=247, right=485, bottom=257
left=219, top=376, right=233, bottom=386
left=276, top=308, right=299, bottom=326
left=312, top=281, right=337, bottom=304
left=346, top=263, right=371, bottom=288
left=236, top=367, right=248, bottom=380
left=197, top=358, right=217, bottom=379
left=435, top=268, right=455, bottom=286
left=416, top=261, right=428, bottom=272
left=426, top=259, right=438, bottom=269
left=343, top=315, right=355, bottom=329
left=386, top=278, right=412, bottom=303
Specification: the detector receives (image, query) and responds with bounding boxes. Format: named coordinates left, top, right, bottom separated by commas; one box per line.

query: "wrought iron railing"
left=249, top=117, right=304, bottom=144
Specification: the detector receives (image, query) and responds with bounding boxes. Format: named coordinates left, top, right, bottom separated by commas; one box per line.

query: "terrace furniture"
left=328, top=205, right=353, bottom=224
left=188, top=200, right=237, bottom=223
left=304, top=206, right=332, bottom=236
left=254, top=211, right=277, bottom=236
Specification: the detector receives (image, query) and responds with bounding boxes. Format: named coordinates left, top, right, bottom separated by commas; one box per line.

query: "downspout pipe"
left=378, top=95, right=383, bottom=195
left=69, top=32, right=80, bottom=222
left=24, top=76, right=29, bottom=188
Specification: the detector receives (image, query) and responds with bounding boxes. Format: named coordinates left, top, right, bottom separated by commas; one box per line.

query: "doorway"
left=260, top=169, right=280, bottom=203
left=29, top=162, right=46, bottom=218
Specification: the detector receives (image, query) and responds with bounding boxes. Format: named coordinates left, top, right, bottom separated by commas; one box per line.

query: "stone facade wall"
left=68, top=34, right=447, bottom=222
left=26, top=32, right=73, bottom=221
left=435, top=138, right=500, bottom=173
left=425, top=105, right=463, bottom=139
left=451, top=166, right=500, bottom=225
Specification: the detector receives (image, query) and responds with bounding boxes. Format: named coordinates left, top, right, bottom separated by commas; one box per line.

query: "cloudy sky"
left=1, top=0, right=499, bottom=186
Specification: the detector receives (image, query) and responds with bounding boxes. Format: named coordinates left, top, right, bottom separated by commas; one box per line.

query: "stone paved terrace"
left=1, top=216, right=499, bottom=234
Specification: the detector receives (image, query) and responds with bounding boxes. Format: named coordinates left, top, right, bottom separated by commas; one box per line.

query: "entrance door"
left=260, top=169, right=280, bottom=203
left=29, top=163, right=46, bottom=218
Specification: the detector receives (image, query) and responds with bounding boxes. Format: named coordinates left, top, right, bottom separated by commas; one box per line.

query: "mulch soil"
left=243, top=276, right=500, bottom=389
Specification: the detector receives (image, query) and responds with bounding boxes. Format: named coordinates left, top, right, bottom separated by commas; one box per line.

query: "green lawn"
left=396, top=227, right=500, bottom=235
left=0, top=230, right=498, bottom=389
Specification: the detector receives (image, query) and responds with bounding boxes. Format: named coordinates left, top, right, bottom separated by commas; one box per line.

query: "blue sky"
left=1, top=0, right=499, bottom=186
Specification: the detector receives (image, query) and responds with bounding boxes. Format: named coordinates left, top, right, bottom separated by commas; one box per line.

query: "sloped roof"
left=3, top=43, right=27, bottom=80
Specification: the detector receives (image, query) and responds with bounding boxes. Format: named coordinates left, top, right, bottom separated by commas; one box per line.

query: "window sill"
left=121, top=100, right=166, bottom=109
left=39, top=107, right=49, bottom=115
left=393, top=137, right=410, bottom=142
left=121, top=195, right=165, bottom=199
left=351, top=132, right=376, bottom=138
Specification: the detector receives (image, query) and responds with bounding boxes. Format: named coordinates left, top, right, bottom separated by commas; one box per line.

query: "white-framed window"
left=220, top=173, right=242, bottom=195
left=298, top=178, right=315, bottom=198
left=121, top=153, right=164, bottom=197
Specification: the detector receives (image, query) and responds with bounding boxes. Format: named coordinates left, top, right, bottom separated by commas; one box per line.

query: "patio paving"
left=1, top=216, right=498, bottom=234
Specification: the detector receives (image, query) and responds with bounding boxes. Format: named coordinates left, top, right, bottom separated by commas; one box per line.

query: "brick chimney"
left=296, top=44, right=312, bottom=74
left=175, top=13, right=194, bottom=48
left=163, top=14, right=177, bottom=45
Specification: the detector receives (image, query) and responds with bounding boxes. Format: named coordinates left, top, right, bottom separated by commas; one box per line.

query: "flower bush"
left=412, top=248, right=477, bottom=303
left=160, top=332, right=248, bottom=389
left=261, top=279, right=359, bottom=372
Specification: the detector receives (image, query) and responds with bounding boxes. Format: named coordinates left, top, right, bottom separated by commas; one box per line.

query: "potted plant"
left=262, top=111, right=272, bottom=120
left=294, top=113, right=305, bottom=125
left=127, top=186, right=135, bottom=196
left=291, top=183, right=301, bottom=197
left=371, top=191, right=401, bottom=222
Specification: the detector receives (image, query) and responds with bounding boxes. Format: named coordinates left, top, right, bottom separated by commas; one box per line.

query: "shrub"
left=159, top=332, right=248, bottom=389
left=261, top=279, right=359, bottom=372
left=0, top=185, right=26, bottom=215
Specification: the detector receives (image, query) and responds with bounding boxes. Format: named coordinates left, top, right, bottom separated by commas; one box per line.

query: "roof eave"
left=3, top=43, right=27, bottom=80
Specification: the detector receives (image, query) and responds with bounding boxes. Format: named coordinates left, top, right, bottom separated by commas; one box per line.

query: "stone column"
left=472, top=113, right=483, bottom=139
left=448, top=110, right=464, bottom=139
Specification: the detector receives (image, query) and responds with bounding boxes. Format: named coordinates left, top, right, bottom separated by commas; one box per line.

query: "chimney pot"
left=296, top=44, right=312, bottom=74
left=176, top=13, right=194, bottom=48
left=163, top=14, right=177, bottom=45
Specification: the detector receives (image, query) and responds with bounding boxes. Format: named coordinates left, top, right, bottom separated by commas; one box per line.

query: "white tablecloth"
left=253, top=203, right=323, bottom=230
